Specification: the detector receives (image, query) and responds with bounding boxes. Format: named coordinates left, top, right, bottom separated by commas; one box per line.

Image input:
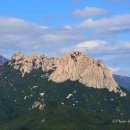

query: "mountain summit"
left=10, top=51, right=126, bottom=97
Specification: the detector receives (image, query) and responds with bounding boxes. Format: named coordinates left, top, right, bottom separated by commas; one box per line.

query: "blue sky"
left=0, top=0, right=130, bottom=26
left=0, top=0, right=130, bottom=76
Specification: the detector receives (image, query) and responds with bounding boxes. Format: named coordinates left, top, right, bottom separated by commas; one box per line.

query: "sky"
left=0, top=0, right=130, bottom=76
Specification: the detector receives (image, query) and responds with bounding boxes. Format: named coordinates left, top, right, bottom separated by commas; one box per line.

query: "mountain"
left=0, top=55, right=8, bottom=65
left=0, top=51, right=129, bottom=130
left=114, top=75, right=130, bottom=90
left=11, top=51, right=126, bottom=96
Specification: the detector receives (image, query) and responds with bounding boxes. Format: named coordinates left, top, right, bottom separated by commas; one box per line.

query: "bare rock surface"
left=10, top=51, right=126, bottom=96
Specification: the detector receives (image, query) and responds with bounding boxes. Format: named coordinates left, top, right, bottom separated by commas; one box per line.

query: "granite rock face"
left=10, top=51, right=126, bottom=97
left=11, top=52, right=59, bottom=76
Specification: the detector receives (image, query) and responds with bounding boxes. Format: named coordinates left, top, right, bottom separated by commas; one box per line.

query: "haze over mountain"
left=0, top=55, right=8, bottom=65
left=114, top=75, right=130, bottom=90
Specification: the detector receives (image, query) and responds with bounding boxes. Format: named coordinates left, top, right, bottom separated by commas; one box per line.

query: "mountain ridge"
left=0, top=52, right=129, bottom=130
left=10, top=51, right=126, bottom=97
left=0, top=55, right=8, bottom=65
left=114, top=75, right=130, bottom=90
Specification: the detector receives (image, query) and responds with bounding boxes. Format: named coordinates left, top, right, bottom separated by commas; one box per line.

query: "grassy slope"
left=0, top=66, right=130, bottom=130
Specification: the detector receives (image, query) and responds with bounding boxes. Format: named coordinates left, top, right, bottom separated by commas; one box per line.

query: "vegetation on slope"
left=0, top=65, right=130, bottom=130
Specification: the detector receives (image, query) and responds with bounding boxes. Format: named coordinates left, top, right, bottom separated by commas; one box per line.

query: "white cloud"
left=110, top=67, right=130, bottom=77
left=75, top=40, right=130, bottom=56
left=60, top=39, right=130, bottom=58
left=42, top=33, right=82, bottom=42
left=73, top=6, right=106, bottom=17
left=0, top=17, right=85, bottom=57
left=76, top=40, right=107, bottom=49
left=109, top=67, right=120, bottom=73
left=125, top=43, right=130, bottom=48
left=0, top=17, right=48, bottom=34
left=78, top=14, right=130, bottom=33
left=64, top=25, right=72, bottom=29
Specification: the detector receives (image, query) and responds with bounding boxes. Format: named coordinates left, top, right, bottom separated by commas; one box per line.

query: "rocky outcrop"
left=11, top=52, right=60, bottom=77
left=31, top=101, right=45, bottom=110
left=10, top=51, right=126, bottom=97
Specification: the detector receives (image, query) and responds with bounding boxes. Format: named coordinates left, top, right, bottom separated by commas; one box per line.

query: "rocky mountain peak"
left=10, top=51, right=126, bottom=97
left=66, top=51, right=84, bottom=58
left=12, top=52, right=42, bottom=61
left=64, top=51, right=87, bottom=59
left=11, top=52, right=60, bottom=76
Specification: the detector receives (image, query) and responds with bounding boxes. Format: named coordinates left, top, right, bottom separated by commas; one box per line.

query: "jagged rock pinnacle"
left=10, top=51, right=126, bottom=97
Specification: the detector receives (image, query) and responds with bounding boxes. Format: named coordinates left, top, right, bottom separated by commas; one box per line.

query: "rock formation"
left=10, top=51, right=126, bottom=97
